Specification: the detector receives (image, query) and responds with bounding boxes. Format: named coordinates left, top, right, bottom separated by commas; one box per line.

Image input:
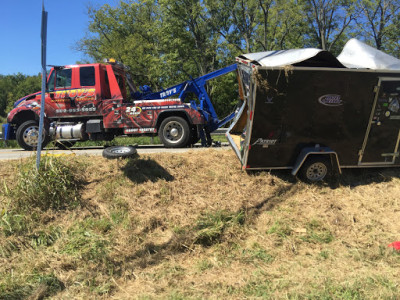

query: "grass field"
left=0, top=149, right=400, bottom=299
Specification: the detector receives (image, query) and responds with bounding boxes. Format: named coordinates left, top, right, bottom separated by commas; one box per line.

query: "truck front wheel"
left=16, top=120, right=49, bottom=151
left=159, top=116, right=190, bottom=148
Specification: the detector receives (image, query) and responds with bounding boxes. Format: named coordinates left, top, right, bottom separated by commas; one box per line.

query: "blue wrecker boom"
left=134, top=64, right=238, bottom=144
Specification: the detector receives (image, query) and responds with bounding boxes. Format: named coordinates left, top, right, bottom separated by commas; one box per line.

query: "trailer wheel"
left=299, top=156, right=331, bottom=183
left=159, top=116, right=190, bottom=148
left=102, top=146, right=138, bottom=159
left=16, top=120, right=49, bottom=151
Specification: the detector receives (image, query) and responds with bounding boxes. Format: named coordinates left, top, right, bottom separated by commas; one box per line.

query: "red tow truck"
left=2, top=60, right=237, bottom=150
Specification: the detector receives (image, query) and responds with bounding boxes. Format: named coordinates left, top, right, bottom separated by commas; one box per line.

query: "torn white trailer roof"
left=239, top=39, right=400, bottom=70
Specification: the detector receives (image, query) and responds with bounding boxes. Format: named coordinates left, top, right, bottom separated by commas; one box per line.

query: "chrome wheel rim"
left=306, top=162, right=327, bottom=182
left=163, top=121, right=184, bottom=144
left=22, top=125, right=43, bottom=147
left=110, top=147, right=132, bottom=154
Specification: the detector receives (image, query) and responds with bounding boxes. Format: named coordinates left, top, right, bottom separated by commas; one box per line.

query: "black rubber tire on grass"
left=102, top=146, right=138, bottom=159
left=16, top=120, right=49, bottom=151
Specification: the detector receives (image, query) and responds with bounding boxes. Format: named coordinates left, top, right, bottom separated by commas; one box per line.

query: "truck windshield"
left=48, top=69, right=72, bottom=91
left=56, top=69, right=72, bottom=88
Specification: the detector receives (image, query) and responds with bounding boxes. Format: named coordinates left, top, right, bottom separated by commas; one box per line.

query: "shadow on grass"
left=244, top=167, right=400, bottom=221
left=244, top=183, right=301, bottom=221
left=337, top=167, right=400, bottom=188
left=121, top=157, right=174, bottom=184
left=252, top=167, right=400, bottom=190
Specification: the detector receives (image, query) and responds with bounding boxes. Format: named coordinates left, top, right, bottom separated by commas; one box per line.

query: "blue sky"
left=0, top=0, right=118, bottom=75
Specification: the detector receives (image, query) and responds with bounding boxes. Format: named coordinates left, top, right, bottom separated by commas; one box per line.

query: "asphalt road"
left=0, top=144, right=231, bottom=161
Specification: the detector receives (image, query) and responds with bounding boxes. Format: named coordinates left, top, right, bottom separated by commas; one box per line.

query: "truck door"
left=359, top=78, right=400, bottom=165
left=47, top=68, right=73, bottom=117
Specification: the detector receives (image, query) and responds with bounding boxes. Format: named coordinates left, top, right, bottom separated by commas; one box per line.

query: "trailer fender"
left=291, top=146, right=342, bottom=176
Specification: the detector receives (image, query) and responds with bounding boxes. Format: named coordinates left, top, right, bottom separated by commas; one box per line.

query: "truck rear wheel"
left=159, top=116, right=190, bottom=148
left=299, top=156, right=331, bottom=183
left=16, top=120, right=49, bottom=151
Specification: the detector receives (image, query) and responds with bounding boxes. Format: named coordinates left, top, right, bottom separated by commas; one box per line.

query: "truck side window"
left=56, top=69, right=72, bottom=88
left=115, top=73, right=127, bottom=98
left=47, top=70, right=55, bottom=91
left=103, top=69, right=111, bottom=99
left=80, top=66, right=95, bottom=86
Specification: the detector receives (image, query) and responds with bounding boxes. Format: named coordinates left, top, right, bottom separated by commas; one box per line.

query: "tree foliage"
left=301, top=0, right=359, bottom=52
left=75, top=0, right=399, bottom=117
left=2, top=0, right=400, bottom=119
left=355, top=0, right=400, bottom=55
left=0, top=74, right=41, bottom=118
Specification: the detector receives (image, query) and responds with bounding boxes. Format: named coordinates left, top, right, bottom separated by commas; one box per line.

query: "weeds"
left=194, top=210, right=245, bottom=246
left=240, top=243, right=274, bottom=264
left=241, top=279, right=272, bottom=298
left=30, top=273, right=65, bottom=298
left=29, top=226, right=62, bottom=248
left=0, top=272, right=64, bottom=300
left=196, top=259, right=214, bottom=272
left=8, top=155, right=85, bottom=211
left=300, top=219, right=334, bottom=244
left=0, top=209, right=28, bottom=236
left=267, top=220, right=292, bottom=238
left=62, top=225, right=110, bottom=263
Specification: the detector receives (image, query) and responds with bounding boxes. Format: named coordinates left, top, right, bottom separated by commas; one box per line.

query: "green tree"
left=301, top=0, right=359, bottom=53
left=356, top=0, right=400, bottom=55
left=253, top=0, right=308, bottom=51
left=0, top=74, right=41, bottom=118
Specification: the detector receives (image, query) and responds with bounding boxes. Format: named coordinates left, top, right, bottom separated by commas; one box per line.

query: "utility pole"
left=36, top=2, right=48, bottom=170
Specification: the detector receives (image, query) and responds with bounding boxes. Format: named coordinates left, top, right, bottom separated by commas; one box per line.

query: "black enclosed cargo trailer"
left=227, top=39, right=400, bottom=181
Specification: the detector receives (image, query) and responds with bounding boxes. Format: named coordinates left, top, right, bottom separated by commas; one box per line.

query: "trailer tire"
left=299, top=156, right=331, bottom=183
left=102, top=146, right=138, bottom=159
left=16, top=120, right=49, bottom=151
left=159, top=116, right=190, bottom=148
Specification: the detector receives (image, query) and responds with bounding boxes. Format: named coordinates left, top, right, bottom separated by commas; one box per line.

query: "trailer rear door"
left=226, top=65, right=253, bottom=167
left=359, top=78, right=400, bottom=165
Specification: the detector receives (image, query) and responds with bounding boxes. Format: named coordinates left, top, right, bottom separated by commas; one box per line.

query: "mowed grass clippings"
left=0, top=150, right=399, bottom=299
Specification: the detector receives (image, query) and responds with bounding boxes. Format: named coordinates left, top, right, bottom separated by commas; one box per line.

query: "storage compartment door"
left=360, top=78, right=400, bottom=165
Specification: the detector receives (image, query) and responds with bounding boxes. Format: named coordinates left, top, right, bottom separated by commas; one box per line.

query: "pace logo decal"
left=126, top=106, right=142, bottom=117
left=252, top=138, right=277, bottom=146
left=318, top=94, right=343, bottom=106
